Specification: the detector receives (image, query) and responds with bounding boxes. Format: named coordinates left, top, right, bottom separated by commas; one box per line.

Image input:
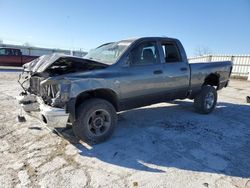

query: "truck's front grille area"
left=29, top=77, right=59, bottom=99
left=29, top=76, right=42, bottom=95
left=43, top=84, right=60, bottom=99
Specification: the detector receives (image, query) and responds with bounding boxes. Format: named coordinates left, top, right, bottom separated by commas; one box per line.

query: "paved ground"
left=0, top=71, right=250, bottom=188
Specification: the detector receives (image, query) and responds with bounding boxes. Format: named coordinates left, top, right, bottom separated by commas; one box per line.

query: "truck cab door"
left=158, top=41, right=190, bottom=99
left=118, top=40, right=167, bottom=109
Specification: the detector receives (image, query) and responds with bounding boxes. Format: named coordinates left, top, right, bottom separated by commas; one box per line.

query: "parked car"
left=17, top=37, right=232, bottom=144
left=0, top=48, right=38, bottom=66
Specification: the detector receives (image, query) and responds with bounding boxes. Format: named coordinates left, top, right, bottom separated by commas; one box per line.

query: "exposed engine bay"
left=18, top=54, right=108, bottom=109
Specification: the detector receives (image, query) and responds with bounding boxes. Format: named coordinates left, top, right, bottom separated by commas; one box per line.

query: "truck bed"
left=189, top=61, right=232, bottom=90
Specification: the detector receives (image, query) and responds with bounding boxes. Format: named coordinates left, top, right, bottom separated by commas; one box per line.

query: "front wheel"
left=73, top=98, right=117, bottom=144
left=194, top=85, right=217, bottom=114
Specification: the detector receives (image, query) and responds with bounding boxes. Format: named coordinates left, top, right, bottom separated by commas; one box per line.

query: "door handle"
left=153, top=70, right=163, bottom=74
left=180, top=67, right=188, bottom=71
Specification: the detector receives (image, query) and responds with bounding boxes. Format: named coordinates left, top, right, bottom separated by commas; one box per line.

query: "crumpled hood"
left=23, top=53, right=81, bottom=73
left=22, top=53, right=109, bottom=78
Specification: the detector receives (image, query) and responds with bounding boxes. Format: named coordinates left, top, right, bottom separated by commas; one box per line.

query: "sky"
left=0, top=0, right=250, bottom=56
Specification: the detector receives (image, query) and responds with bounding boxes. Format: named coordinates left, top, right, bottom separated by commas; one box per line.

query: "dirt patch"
left=0, top=72, right=249, bottom=187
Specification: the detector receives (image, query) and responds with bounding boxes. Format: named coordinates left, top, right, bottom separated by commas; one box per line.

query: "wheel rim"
left=87, top=109, right=111, bottom=136
left=205, top=92, right=214, bottom=109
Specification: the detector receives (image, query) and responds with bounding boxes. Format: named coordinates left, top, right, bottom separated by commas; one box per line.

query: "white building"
left=0, top=43, right=87, bottom=57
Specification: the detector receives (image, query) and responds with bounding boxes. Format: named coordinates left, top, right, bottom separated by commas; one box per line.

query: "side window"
left=0, top=49, right=6, bottom=55
left=161, top=43, right=181, bottom=63
left=130, top=41, right=160, bottom=65
left=13, top=49, right=20, bottom=56
left=5, top=49, right=11, bottom=56
left=5, top=49, right=14, bottom=56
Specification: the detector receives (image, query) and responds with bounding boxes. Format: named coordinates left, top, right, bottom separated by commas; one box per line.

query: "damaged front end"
left=17, top=75, right=71, bottom=128
left=17, top=53, right=108, bottom=128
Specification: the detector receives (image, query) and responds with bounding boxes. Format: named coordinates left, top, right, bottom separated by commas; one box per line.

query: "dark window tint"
left=130, top=41, right=160, bottom=65
left=5, top=49, right=12, bottom=56
left=13, top=49, right=20, bottom=55
left=3, top=49, right=20, bottom=56
left=161, top=43, right=181, bottom=63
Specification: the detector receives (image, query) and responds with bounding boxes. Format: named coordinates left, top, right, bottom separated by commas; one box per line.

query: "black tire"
left=73, top=98, right=117, bottom=144
left=194, top=85, right=217, bottom=114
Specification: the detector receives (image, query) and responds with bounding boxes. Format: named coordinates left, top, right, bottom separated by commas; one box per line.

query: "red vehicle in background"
left=0, top=48, right=38, bottom=66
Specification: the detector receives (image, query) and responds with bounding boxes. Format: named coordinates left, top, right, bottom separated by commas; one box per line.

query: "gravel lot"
left=0, top=71, right=250, bottom=188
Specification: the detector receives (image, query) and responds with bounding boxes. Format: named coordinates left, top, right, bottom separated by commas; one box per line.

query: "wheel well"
left=203, top=74, right=219, bottom=88
left=75, top=89, right=119, bottom=111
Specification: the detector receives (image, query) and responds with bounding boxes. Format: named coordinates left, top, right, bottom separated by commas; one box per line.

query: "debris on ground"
left=0, top=71, right=250, bottom=187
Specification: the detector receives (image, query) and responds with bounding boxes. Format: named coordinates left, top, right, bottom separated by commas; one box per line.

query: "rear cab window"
left=160, top=41, right=182, bottom=63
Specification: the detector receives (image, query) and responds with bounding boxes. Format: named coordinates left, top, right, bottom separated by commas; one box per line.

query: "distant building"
left=0, top=43, right=87, bottom=57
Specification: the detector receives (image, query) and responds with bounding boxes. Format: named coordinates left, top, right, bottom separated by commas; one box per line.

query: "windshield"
left=84, top=41, right=132, bottom=65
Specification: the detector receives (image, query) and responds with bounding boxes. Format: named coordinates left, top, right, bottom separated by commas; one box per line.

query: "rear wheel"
left=194, top=85, right=217, bottom=114
left=73, top=98, right=117, bottom=144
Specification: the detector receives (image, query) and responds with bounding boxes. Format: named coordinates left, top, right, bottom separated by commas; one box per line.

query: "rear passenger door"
left=159, top=40, right=190, bottom=98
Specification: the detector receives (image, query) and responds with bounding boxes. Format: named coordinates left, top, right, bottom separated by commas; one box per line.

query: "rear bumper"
left=17, top=94, right=69, bottom=128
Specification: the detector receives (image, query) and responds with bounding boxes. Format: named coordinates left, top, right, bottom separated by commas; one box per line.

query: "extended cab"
left=17, top=37, right=232, bottom=144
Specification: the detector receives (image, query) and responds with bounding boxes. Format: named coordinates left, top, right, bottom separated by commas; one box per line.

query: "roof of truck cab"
left=96, top=37, right=176, bottom=49
left=0, top=47, right=21, bottom=50
left=120, top=37, right=177, bottom=42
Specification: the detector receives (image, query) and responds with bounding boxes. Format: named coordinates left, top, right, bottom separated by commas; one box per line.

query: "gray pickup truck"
left=17, top=37, right=232, bottom=144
